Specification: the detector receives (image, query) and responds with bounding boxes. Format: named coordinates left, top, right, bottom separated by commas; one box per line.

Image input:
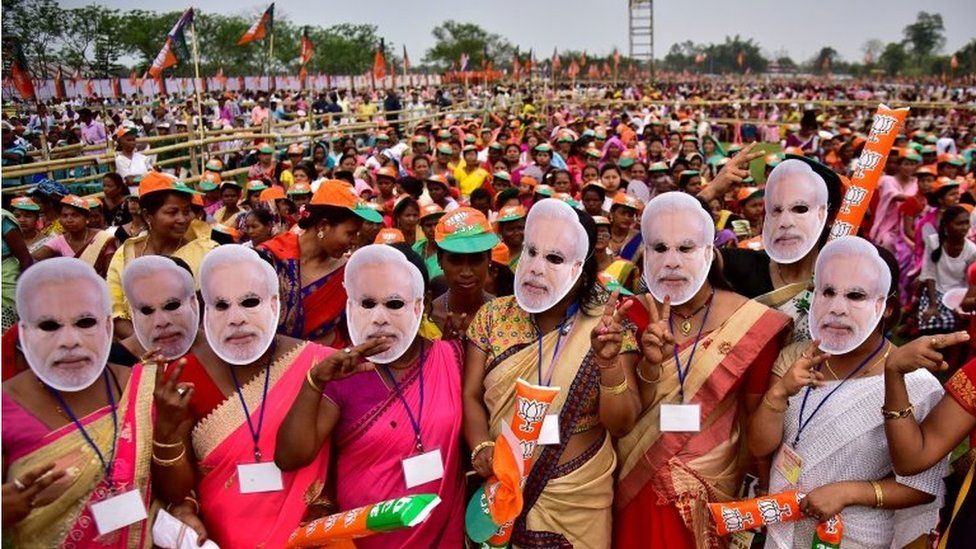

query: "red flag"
left=111, top=78, right=122, bottom=98
left=149, top=38, right=178, bottom=78
left=613, top=49, right=620, bottom=68
left=951, top=55, right=959, bottom=70
left=403, top=45, right=410, bottom=73
left=512, top=47, right=521, bottom=81
left=587, top=64, right=599, bottom=79
left=373, top=39, right=387, bottom=80
left=71, top=68, right=83, bottom=84
left=9, top=39, right=35, bottom=100
left=300, top=27, right=314, bottom=65
left=128, top=71, right=137, bottom=86
left=299, top=66, right=308, bottom=89
left=526, top=49, right=534, bottom=74
left=53, top=66, right=66, bottom=99
left=238, top=3, right=274, bottom=46
left=568, top=59, right=580, bottom=79
left=84, top=79, right=95, bottom=97
left=552, top=48, right=561, bottom=72
left=580, top=50, right=587, bottom=66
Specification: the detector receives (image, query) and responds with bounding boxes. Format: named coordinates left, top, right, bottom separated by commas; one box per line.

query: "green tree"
left=902, top=11, right=945, bottom=57
left=812, top=46, right=839, bottom=73
left=424, top=20, right=513, bottom=69
left=879, top=42, right=909, bottom=76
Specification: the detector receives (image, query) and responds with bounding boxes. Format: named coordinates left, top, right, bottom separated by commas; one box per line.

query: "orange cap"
left=60, top=194, right=90, bottom=211
left=611, top=193, right=642, bottom=211
left=259, top=187, right=286, bottom=201
left=374, top=228, right=406, bottom=244
left=191, top=194, right=205, bottom=207
left=376, top=166, right=398, bottom=180
left=915, top=164, right=938, bottom=176
left=426, top=173, right=450, bottom=188
left=419, top=202, right=446, bottom=220
left=736, top=186, right=764, bottom=203
left=138, top=172, right=198, bottom=199
left=928, top=176, right=960, bottom=195
left=310, top=180, right=383, bottom=222
left=491, top=242, right=510, bottom=264
left=287, top=181, right=312, bottom=196
left=521, top=176, right=539, bottom=189
left=434, top=206, right=500, bottom=253
left=783, top=146, right=806, bottom=157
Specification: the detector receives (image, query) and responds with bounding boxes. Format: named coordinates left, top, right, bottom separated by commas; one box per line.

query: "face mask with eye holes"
left=204, top=293, right=279, bottom=366
left=346, top=294, right=423, bottom=365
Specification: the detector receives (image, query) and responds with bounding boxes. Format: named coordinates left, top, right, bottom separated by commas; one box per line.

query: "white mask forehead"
left=762, top=159, right=830, bottom=264
left=523, top=199, right=588, bottom=262
left=344, top=244, right=424, bottom=302
left=640, top=191, right=715, bottom=245
left=814, top=236, right=890, bottom=298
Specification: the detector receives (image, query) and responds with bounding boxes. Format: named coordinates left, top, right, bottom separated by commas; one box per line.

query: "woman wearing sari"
left=149, top=246, right=333, bottom=548
left=750, top=237, right=946, bottom=548
left=465, top=199, right=642, bottom=548
left=884, top=334, right=976, bottom=549
left=106, top=172, right=217, bottom=340
left=720, top=156, right=843, bottom=343
left=33, top=195, right=117, bottom=277
left=614, top=192, right=790, bottom=549
left=608, top=193, right=643, bottom=262
left=2, top=259, right=155, bottom=548
left=277, top=244, right=465, bottom=547
left=258, top=180, right=383, bottom=346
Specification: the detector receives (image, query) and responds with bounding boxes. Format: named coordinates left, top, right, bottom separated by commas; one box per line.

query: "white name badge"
left=538, top=414, right=561, bottom=446
left=90, top=488, right=147, bottom=536
left=237, top=462, right=284, bottom=494
left=660, top=403, right=701, bottom=432
left=403, top=448, right=444, bottom=489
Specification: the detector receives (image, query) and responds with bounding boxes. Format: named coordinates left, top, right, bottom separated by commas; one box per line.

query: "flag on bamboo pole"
left=8, top=38, right=36, bottom=100
left=526, top=49, right=534, bottom=75
left=300, top=27, right=314, bottom=65
left=567, top=59, right=579, bottom=79
left=128, top=71, right=137, bottom=86
left=84, top=79, right=95, bottom=97
left=238, top=3, right=274, bottom=46
left=512, top=47, right=521, bottom=80
left=216, top=67, right=228, bottom=89
left=736, top=52, right=745, bottom=67
left=403, top=45, right=410, bottom=73
left=580, top=50, right=587, bottom=66
left=53, top=67, right=66, bottom=99
left=951, top=54, right=959, bottom=70
left=111, top=78, right=122, bottom=98
left=299, top=66, right=308, bottom=89
left=148, top=8, right=195, bottom=78
left=587, top=64, right=599, bottom=79
left=373, top=39, right=387, bottom=80
left=602, top=62, right=611, bottom=77
left=613, top=48, right=620, bottom=69
left=551, top=48, right=561, bottom=72
left=71, top=68, right=83, bottom=84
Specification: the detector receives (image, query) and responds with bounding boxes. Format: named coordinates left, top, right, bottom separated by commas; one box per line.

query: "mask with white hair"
left=514, top=199, right=589, bottom=314
left=641, top=192, right=715, bottom=306
left=762, top=159, right=830, bottom=264
left=345, top=245, right=424, bottom=364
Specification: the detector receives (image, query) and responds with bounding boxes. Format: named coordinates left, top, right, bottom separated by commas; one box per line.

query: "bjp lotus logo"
left=869, top=114, right=898, bottom=141
left=517, top=399, right=547, bottom=432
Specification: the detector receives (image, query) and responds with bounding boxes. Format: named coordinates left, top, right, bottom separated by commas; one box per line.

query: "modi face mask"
left=641, top=192, right=714, bottom=306
left=125, top=257, right=199, bottom=361
left=762, top=159, right=829, bottom=264
left=809, top=236, right=890, bottom=354
left=18, top=259, right=113, bottom=392
left=201, top=247, right=280, bottom=366
left=345, top=245, right=424, bottom=364
left=515, top=199, right=588, bottom=314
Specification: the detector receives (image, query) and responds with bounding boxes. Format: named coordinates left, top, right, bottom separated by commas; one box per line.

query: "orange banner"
left=829, top=104, right=909, bottom=239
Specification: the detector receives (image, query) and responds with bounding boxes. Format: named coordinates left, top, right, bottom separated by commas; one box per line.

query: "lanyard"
left=668, top=290, right=715, bottom=402
left=46, top=371, right=118, bottom=485
left=381, top=342, right=427, bottom=453
left=228, top=342, right=276, bottom=462
left=535, top=302, right=580, bottom=387
left=793, top=338, right=886, bottom=447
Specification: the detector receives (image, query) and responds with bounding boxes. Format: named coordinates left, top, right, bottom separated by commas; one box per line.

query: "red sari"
left=258, top=232, right=349, bottom=346
left=614, top=298, right=789, bottom=549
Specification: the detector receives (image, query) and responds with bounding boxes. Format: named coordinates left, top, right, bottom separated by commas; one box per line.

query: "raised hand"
left=152, top=353, right=195, bottom=444
left=705, top=143, right=764, bottom=196
left=309, top=338, right=392, bottom=385
left=778, top=340, right=828, bottom=397
left=640, top=294, right=675, bottom=366
left=443, top=312, right=470, bottom=341
left=885, top=331, right=970, bottom=375
left=1, top=462, right=66, bottom=527
left=591, top=290, right=634, bottom=367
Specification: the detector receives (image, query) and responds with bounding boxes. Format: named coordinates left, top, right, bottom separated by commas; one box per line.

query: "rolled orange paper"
left=709, top=490, right=804, bottom=536
left=829, top=104, right=910, bottom=239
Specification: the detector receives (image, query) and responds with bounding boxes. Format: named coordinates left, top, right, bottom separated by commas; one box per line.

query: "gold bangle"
left=881, top=404, right=914, bottom=420
left=471, top=440, right=495, bottom=462
left=871, top=480, right=884, bottom=508
left=762, top=394, right=788, bottom=413
left=599, top=378, right=630, bottom=395
left=636, top=362, right=662, bottom=384
left=184, top=495, right=200, bottom=515
left=152, top=439, right=184, bottom=449
left=152, top=447, right=187, bottom=467
left=306, top=368, right=323, bottom=393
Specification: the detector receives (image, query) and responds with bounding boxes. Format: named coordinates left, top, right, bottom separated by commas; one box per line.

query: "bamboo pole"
left=189, top=17, right=207, bottom=176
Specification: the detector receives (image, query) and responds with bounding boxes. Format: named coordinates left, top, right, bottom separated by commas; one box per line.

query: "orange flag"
left=300, top=27, right=314, bottom=65
left=372, top=39, right=387, bottom=80
left=238, top=4, right=274, bottom=46
left=9, top=39, right=36, bottom=100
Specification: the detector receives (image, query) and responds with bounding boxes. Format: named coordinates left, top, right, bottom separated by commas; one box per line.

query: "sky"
left=61, top=0, right=975, bottom=63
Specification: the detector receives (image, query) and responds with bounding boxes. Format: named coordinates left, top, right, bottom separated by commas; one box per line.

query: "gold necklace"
left=673, top=292, right=713, bottom=335
left=823, top=343, right=891, bottom=380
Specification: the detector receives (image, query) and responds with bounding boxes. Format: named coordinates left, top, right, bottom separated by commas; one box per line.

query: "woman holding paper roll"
left=275, top=243, right=466, bottom=548
left=614, top=192, right=791, bottom=549
left=464, top=198, right=642, bottom=548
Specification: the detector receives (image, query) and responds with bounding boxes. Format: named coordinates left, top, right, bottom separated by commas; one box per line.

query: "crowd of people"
left=2, top=76, right=976, bottom=548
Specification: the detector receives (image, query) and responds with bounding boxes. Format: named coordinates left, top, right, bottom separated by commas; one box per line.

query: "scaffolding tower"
left=628, top=0, right=654, bottom=75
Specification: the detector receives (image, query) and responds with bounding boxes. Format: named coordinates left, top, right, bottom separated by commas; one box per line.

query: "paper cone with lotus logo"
left=465, top=379, right=560, bottom=545
left=709, top=490, right=843, bottom=546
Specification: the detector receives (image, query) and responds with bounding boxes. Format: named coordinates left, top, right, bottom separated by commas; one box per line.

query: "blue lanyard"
left=228, top=343, right=276, bottom=462
left=668, top=290, right=715, bottom=402
left=46, top=371, right=118, bottom=485
left=534, top=302, right=580, bottom=387
left=793, top=338, right=886, bottom=447
left=381, top=342, right=427, bottom=453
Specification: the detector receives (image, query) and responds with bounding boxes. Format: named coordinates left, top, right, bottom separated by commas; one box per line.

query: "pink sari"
left=191, top=342, right=332, bottom=549
left=324, top=339, right=465, bottom=548
left=3, top=365, right=155, bottom=548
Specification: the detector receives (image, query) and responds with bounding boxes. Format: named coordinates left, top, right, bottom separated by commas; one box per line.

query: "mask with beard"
left=514, top=200, right=588, bottom=314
